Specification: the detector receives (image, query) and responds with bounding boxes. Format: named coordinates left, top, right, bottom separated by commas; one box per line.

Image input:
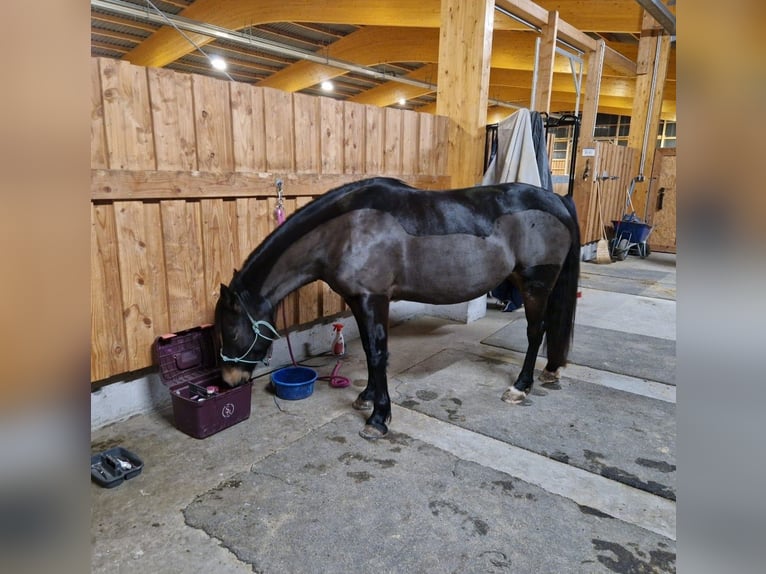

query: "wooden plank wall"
left=91, top=58, right=451, bottom=382
left=580, top=141, right=638, bottom=244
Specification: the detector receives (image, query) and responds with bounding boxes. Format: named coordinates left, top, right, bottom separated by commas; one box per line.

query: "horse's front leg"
left=346, top=294, right=391, bottom=439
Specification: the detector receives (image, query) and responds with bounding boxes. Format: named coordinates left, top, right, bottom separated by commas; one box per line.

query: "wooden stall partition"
left=343, top=101, right=366, bottom=175
left=148, top=68, right=197, bottom=171
left=91, top=203, right=128, bottom=381
left=579, top=141, right=638, bottom=245
left=293, top=93, right=320, bottom=174
left=90, top=57, right=451, bottom=382
left=99, top=58, right=155, bottom=171
left=320, top=97, right=345, bottom=174
left=647, top=148, right=676, bottom=253
left=230, top=81, right=267, bottom=173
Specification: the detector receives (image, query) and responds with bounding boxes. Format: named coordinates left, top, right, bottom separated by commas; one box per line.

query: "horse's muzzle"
left=221, top=364, right=252, bottom=387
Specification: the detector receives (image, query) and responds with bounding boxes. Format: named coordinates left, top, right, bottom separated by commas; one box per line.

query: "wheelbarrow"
left=611, top=216, right=653, bottom=259
left=609, top=176, right=653, bottom=260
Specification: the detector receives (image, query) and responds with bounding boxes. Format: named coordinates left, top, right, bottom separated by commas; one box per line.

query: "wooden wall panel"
left=148, top=68, right=197, bottom=171
left=434, top=115, right=450, bottom=177
left=264, top=88, right=295, bottom=171
left=417, top=112, right=435, bottom=176
left=91, top=59, right=108, bottom=169
left=91, top=204, right=128, bottom=379
left=99, top=58, right=155, bottom=170
left=114, top=201, right=163, bottom=370
left=321, top=281, right=344, bottom=317
left=648, top=148, right=676, bottom=252
left=293, top=93, right=320, bottom=173
left=365, top=106, right=385, bottom=175
left=343, top=101, right=366, bottom=174
left=234, top=196, right=274, bottom=279
left=161, top=200, right=208, bottom=331
left=401, top=110, right=420, bottom=175
left=192, top=75, right=234, bottom=172
left=295, top=196, right=321, bottom=324
left=384, top=108, right=403, bottom=174
left=201, top=199, right=240, bottom=315
left=581, top=141, right=637, bottom=244
left=90, top=59, right=451, bottom=382
left=142, top=202, right=170, bottom=337
left=320, top=98, right=344, bottom=174
left=230, top=82, right=267, bottom=172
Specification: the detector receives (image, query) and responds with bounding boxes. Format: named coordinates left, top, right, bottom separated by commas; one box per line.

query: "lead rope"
left=273, top=179, right=349, bottom=388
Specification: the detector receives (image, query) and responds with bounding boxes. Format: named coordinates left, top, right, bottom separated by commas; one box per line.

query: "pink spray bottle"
left=331, top=323, right=345, bottom=356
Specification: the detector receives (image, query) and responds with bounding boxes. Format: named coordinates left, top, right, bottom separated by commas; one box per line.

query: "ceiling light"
left=210, top=56, right=227, bottom=71
left=398, top=98, right=406, bottom=106
left=321, top=80, right=334, bottom=92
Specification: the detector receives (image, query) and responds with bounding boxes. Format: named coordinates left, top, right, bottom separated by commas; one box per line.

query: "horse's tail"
left=544, top=195, right=580, bottom=370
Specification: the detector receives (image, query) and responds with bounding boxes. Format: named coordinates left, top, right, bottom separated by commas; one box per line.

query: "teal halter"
left=219, top=293, right=280, bottom=365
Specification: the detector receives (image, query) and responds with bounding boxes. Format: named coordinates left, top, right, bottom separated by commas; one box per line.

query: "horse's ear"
left=219, top=284, right=234, bottom=305
left=231, top=268, right=239, bottom=281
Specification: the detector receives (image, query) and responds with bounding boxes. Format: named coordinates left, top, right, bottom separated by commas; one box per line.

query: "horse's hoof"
left=539, top=369, right=561, bottom=384
left=353, top=397, right=373, bottom=410
left=501, top=386, right=527, bottom=405
left=359, top=424, right=388, bottom=440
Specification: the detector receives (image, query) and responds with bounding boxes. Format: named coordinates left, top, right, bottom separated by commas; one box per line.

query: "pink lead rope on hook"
left=273, top=177, right=349, bottom=389
left=274, top=204, right=286, bottom=225
left=274, top=178, right=286, bottom=225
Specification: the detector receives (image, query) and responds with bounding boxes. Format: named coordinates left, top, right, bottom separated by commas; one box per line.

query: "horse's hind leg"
left=502, top=265, right=559, bottom=405
left=346, top=294, right=391, bottom=439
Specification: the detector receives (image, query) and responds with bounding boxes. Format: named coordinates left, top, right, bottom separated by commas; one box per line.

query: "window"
left=594, top=113, right=630, bottom=146
left=657, top=120, right=676, bottom=148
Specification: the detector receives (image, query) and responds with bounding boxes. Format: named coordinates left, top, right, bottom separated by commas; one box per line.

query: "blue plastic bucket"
left=271, top=366, right=318, bottom=400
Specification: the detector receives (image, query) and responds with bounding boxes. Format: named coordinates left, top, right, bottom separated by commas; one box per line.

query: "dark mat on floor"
left=579, top=271, right=676, bottom=300
left=392, top=349, right=676, bottom=501
left=482, top=321, right=676, bottom=385
left=184, top=413, right=675, bottom=573
left=581, top=265, right=672, bottom=282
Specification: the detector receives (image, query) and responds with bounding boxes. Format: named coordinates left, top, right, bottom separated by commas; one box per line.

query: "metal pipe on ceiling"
left=634, top=0, right=676, bottom=36
left=91, top=0, right=521, bottom=109
left=493, top=4, right=584, bottom=56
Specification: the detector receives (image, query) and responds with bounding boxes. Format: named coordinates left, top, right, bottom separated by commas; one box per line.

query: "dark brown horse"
left=215, top=177, right=580, bottom=439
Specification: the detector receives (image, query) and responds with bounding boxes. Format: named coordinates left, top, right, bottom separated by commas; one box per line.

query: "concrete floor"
left=91, top=252, right=676, bottom=573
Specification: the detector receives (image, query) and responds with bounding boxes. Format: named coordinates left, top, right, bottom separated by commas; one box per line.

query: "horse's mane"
left=232, top=177, right=411, bottom=289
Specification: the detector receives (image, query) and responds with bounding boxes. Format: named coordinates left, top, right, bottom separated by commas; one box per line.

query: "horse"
left=214, top=176, right=580, bottom=439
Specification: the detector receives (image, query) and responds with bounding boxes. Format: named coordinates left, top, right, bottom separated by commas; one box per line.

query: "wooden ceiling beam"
left=348, top=64, right=438, bottom=106
left=124, top=0, right=443, bottom=67
left=256, top=27, right=439, bottom=92
left=122, top=0, right=644, bottom=67
left=494, top=0, right=598, bottom=52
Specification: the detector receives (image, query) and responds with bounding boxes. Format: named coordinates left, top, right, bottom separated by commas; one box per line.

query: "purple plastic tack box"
left=154, top=325, right=252, bottom=439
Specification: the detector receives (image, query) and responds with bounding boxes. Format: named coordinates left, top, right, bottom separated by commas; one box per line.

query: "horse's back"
left=328, top=178, right=576, bottom=239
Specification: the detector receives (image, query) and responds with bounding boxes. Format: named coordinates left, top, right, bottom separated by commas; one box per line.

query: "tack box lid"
left=154, top=324, right=220, bottom=386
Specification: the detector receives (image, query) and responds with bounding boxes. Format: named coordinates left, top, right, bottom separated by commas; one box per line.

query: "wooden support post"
left=628, top=11, right=671, bottom=219
left=532, top=10, right=558, bottom=113
left=436, top=0, right=494, bottom=188
left=572, top=40, right=605, bottom=241
left=580, top=40, right=606, bottom=144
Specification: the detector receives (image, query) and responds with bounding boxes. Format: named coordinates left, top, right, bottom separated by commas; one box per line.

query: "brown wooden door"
left=647, top=148, right=676, bottom=253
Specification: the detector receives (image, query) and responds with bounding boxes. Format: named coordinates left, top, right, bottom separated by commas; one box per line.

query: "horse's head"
left=214, top=283, right=279, bottom=387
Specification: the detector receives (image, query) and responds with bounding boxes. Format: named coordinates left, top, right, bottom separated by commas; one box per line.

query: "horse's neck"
left=238, top=228, right=322, bottom=308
